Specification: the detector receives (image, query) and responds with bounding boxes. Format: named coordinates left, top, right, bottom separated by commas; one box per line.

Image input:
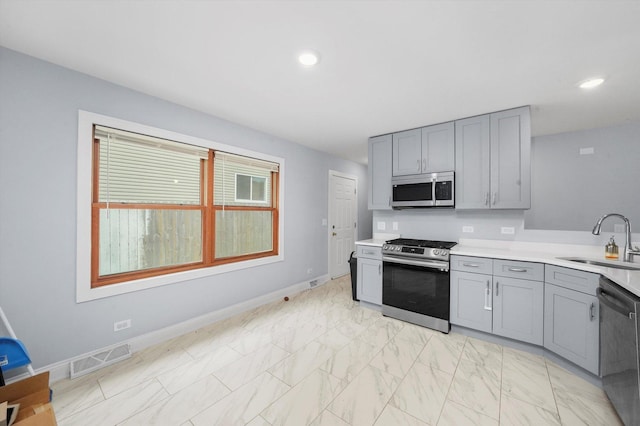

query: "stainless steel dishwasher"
left=597, top=277, right=640, bottom=425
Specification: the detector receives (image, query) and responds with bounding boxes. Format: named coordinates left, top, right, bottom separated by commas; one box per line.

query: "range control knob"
left=434, top=249, right=440, bottom=255
left=383, top=245, right=388, bottom=250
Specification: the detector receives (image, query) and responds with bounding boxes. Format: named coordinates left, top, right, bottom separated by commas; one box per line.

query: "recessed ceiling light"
left=579, top=78, right=605, bottom=89
left=298, top=50, right=319, bottom=67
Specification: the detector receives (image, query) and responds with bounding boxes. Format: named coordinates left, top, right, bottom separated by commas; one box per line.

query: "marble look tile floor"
left=51, top=276, right=622, bottom=425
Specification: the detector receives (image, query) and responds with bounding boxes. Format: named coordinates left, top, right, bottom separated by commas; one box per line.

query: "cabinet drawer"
left=545, top=265, right=599, bottom=295
left=450, top=255, right=493, bottom=274
left=357, top=245, right=382, bottom=260
left=493, top=259, right=544, bottom=281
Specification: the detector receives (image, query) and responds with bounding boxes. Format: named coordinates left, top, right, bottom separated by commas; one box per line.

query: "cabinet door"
left=421, top=122, right=454, bottom=173
left=490, top=106, right=531, bottom=209
left=392, top=129, right=422, bottom=176
left=450, top=271, right=493, bottom=333
left=368, top=135, right=393, bottom=210
left=455, top=115, right=491, bottom=209
left=357, top=258, right=382, bottom=305
left=493, top=277, right=543, bottom=345
left=544, top=283, right=599, bottom=375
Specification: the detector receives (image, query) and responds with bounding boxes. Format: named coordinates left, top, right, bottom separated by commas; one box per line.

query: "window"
left=235, top=174, right=267, bottom=203
left=91, top=125, right=280, bottom=288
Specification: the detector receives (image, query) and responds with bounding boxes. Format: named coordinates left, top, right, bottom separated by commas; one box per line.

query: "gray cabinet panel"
left=544, top=283, right=599, bottom=374
left=455, top=115, right=491, bottom=209
left=421, top=122, right=455, bottom=173
left=545, top=265, right=599, bottom=295
left=357, top=257, right=382, bottom=305
left=455, top=107, right=531, bottom=210
left=493, top=259, right=544, bottom=281
left=450, top=255, right=493, bottom=275
left=392, top=129, right=422, bottom=176
left=490, top=107, right=531, bottom=209
left=450, top=270, right=493, bottom=333
left=368, top=135, right=392, bottom=210
left=493, top=276, right=544, bottom=345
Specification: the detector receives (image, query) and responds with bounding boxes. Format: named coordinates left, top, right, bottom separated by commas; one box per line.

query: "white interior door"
left=329, top=172, right=357, bottom=279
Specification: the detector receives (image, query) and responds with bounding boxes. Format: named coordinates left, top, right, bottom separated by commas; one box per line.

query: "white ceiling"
left=1, top=1, right=639, bottom=164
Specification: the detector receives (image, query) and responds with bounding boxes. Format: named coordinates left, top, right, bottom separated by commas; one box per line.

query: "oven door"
left=382, top=256, right=450, bottom=322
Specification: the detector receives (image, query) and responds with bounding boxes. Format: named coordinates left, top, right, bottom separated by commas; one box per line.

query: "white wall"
left=0, top=47, right=371, bottom=368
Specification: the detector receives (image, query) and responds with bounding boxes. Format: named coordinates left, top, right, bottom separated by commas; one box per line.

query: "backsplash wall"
left=372, top=209, right=639, bottom=247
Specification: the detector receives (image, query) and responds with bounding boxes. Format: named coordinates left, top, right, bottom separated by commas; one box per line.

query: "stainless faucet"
left=592, top=213, right=640, bottom=262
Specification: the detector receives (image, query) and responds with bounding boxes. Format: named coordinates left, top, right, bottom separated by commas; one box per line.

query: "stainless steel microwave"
left=391, top=171, right=455, bottom=209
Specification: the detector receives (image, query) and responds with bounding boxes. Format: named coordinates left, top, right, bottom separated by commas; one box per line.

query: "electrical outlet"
left=579, top=147, right=595, bottom=155
left=462, top=226, right=474, bottom=233
left=377, top=221, right=386, bottom=231
left=307, top=268, right=313, bottom=275
left=392, top=222, right=398, bottom=231
left=114, top=319, right=131, bottom=332
left=501, top=227, right=515, bottom=235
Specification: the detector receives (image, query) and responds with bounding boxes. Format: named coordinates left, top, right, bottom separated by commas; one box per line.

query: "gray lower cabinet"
left=450, top=256, right=544, bottom=346
left=493, top=276, right=543, bottom=345
left=368, top=134, right=392, bottom=210
left=544, top=266, right=599, bottom=375
left=450, top=270, right=493, bottom=333
left=356, top=245, right=382, bottom=305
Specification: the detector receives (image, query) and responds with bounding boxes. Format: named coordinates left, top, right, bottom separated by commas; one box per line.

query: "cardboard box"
left=0, top=372, right=56, bottom=426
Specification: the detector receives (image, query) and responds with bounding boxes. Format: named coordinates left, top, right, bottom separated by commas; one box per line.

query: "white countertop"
left=452, top=239, right=640, bottom=297
left=355, top=237, right=640, bottom=297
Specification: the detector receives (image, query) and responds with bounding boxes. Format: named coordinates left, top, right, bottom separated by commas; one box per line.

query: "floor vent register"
left=70, top=343, right=131, bottom=379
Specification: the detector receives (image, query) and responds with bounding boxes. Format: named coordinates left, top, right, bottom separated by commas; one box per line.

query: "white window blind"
left=95, top=126, right=207, bottom=205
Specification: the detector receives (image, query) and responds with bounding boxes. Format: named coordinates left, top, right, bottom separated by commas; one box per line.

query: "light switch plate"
left=462, top=226, right=474, bottom=233
left=501, top=227, right=515, bottom=235
left=377, top=221, right=386, bottom=231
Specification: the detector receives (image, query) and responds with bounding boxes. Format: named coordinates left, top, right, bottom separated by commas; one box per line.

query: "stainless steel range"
left=382, top=238, right=456, bottom=333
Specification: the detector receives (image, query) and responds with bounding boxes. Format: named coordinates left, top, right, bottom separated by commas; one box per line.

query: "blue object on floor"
left=0, top=337, right=32, bottom=386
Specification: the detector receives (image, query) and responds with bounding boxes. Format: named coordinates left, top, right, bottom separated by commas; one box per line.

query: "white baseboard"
left=43, top=274, right=329, bottom=384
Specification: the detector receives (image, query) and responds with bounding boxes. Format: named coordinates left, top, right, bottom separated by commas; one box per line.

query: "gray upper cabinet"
left=455, top=115, right=491, bottom=208
left=368, top=134, right=393, bottom=210
left=490, top=107, right=531, bottom=209
left=393, top=123, right=454, bottom=177
left=421, top=122, right=455, bottom=173
left=455, top=106, right=531, bottom=209
left=392, top=129, right=422, bottom=176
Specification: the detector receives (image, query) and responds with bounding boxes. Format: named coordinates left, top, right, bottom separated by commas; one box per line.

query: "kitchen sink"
left=558, top=257, right=640, bottom=271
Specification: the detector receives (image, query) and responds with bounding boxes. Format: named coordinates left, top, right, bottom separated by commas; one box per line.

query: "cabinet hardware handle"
left=492, top=192, right=497, bottom=205
left=388, top=196, right=391, bottom=206
left=422, top=158, right=427, bottom=171
left=462, top=263, right=480, bottom=268
left=485, top=192, right=489, bottom=206
left=379, top=264, right=382, bottom=275
left=363, top=250, right=374, bottom=255
left=507, top=267, right=527, bottom=273
left=416, top=159, right=420, bottom=171
left=589, top=303, right=595, bottom=321
left=484, top=280, right=492, bottom=311
left=495, top=281, right=499, bottom=296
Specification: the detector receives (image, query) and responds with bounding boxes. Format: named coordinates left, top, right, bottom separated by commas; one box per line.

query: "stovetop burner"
left=385, top=238, right=457, bottom=250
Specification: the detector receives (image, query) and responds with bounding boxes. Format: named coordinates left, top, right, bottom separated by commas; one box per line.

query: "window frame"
left=234, top=173, right=268, bottom=203
left=77, top=111, right=285, bottom=302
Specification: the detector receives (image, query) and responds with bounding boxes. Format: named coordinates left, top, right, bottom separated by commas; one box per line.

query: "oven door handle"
left=382, top=256, right=449, bottom=271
